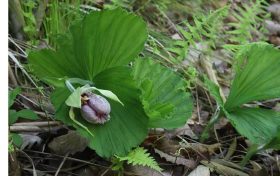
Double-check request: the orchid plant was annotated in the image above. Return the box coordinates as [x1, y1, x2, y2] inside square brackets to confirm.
[28, 8, 193, 157]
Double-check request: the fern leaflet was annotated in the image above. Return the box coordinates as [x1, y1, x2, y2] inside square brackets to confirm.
[116, 147, 162, 172]
[178, 6, 229, 49]
[226, 0, 269, 44]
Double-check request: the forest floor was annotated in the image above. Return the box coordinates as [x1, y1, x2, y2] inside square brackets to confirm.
[8, 0, 280, 176]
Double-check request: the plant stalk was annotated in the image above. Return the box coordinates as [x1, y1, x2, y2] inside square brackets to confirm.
[200, 107, 221, 142]
[240, 144, 260, 167]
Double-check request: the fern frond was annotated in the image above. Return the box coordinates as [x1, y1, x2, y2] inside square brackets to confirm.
[226, 0, 269, 44]
[145, 6, 229, 64]
[116, 147, 162, 172]
[178, 6, 229, 49]
[145, 32, 185, 64]
[105, 0, 134, 10]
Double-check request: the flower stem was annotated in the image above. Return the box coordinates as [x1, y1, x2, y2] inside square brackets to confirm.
[200, 107, 221, 142]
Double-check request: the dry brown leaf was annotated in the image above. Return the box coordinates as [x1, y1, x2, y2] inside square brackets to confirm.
[187, 165, 210, 176]
[201, 160, 249, 176]
[181, 142, 221, 155]
[48, 130, 89, 155]
[165, 123, 198, 139]
[154, 148, 196, 169]
[125, 165, 166, 176]
[212, 159, 244, 170]
[249, 161, 268, 176]
[155, 137, 180, 154]
[214, 117, 229, 130]
[224, 138, 237, 160]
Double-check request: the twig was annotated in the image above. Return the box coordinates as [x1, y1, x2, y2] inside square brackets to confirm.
[9, 35, 36, 50]
[12, 121, 61, 127]
[177, 136, 209, 161]
[100, 165, 112, 176]
[8, 62, 18, 86]
[9, 37, 27, 56]
[156, 5, 183, 38]
[8, 51, 42, 94]
[214, 127, 224, 157]
[145, 46, 175, 65]
[18, 150, 38, 176]
[203, 89, 214, 111]
[33, 111, 54, 118]
[195, 86, 201, 123]
[10, 125, 64, 132]
[54, 152, 69, 176]
[25, 149, 109, 168]
[80, 4, 100, 11]
[148, 35, 173, 59]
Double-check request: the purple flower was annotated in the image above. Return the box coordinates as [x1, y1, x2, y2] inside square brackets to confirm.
[81, 93, 111, 124]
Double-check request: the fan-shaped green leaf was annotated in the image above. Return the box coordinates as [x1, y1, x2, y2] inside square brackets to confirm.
[225, 43, 280, 110]
[264, 127, 280, 150]
[226, 107, 280, 144]
[28, 9, 149, 157]
[28, 8, 147, 85]
[132, 58, 193, 129]
[51, 67, 149, 157]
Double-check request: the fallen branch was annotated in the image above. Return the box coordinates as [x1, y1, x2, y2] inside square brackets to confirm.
[12, 121, 61, 127]
[10, 121, 64, 132]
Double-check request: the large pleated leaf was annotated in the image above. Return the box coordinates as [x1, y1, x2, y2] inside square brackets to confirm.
[226, 107, 280, 144]
[28, 8, 147, 85]
[263, 128, 280, 150]
[51, 67, 149, 157]
[51, 87, 73, 125]
[132, 58, 193, 129]
[29, 9, 149, 157]
[225, 43, 280, 110]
